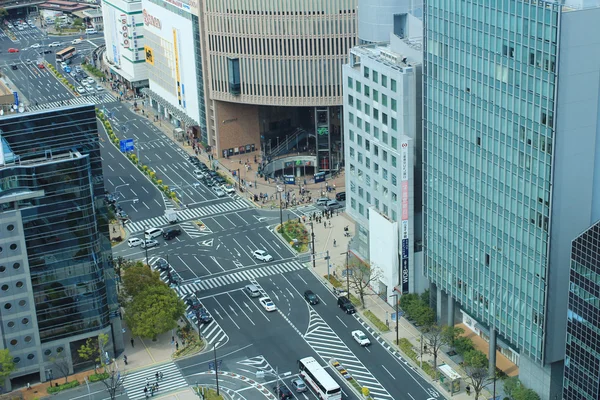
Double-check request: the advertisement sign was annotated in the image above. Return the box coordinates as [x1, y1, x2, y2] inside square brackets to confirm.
[13, 92, 19, 106]
[402, 239, 409, 259]
[402, 181, 409, 220]
[173, 28, 182, 105]
[401, 259, 409, 294]
[119, 138, 134, 152]
[284, 175, 296, 184]
[144, 46, 154, 65]
[143, 9, 162, 29]
[401, 141, 409, 181]
[314, 172, 325, 183]
[119, 14, 129, 49]
[401, 220, 409, 239]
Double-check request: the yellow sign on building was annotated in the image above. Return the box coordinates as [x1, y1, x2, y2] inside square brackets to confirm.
[144, 46, 154, 65]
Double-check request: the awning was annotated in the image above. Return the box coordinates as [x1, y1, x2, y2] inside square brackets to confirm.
[144, 88, 198, 127]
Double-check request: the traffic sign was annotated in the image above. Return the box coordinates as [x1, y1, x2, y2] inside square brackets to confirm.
[119, 138, 134, 153]
[342, 269, 354, 277]
[208, 360, 222, 371]
[390, 311, 404, 322]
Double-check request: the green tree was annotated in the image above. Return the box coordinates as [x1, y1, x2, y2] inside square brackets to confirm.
[422, 324, 443, 375]
[50, 352, 71, 383]
[414, 304, 435, 327]
[441, 325, 465, 352]
[463, 350, 492, 400]
[420, 289, 430, 306]
[0, 349, 16, 382]
[0, 8, 8, 23]
[399, 293, 420, 319]
[512, 387, 540, 400]
[124, 285, 185, 340]
[121, 263, 162, 298]
[73, 17, 83, 27]
[454, 336, 475, 355]
[503, 376, 520, 398]
[98, 360, 126, 400]
[77, 333, 109, 372]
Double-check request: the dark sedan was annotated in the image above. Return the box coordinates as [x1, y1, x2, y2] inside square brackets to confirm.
[304, 290, 319, 305]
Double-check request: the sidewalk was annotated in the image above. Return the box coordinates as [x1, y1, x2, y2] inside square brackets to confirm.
[19, 319, 198, 400]
[305, 213, 493, 400]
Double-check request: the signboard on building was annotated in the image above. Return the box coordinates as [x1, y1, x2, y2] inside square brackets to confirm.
[400, 140, 410, 294]
[143, 9, 162, 29]
[120, 14, 129, 49]
[144, 46, 154, 65]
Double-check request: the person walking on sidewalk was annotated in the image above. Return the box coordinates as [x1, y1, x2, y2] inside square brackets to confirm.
[131, 338, 134, 347]
[333, 239, 337, 247]
[155, 372, 159, 382]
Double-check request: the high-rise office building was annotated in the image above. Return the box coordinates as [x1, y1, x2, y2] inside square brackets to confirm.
[563, 220, 600, 400]
[0, 105, 121, 389]
[423, 1, 600, 398]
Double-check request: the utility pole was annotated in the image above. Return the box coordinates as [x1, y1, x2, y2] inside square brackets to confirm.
[326, 250, 331, 282]
[345, 244, 350, 294]
[310, 222, 316, 269]
[213, 342, 220, 396]
[390, 293, 399, 345]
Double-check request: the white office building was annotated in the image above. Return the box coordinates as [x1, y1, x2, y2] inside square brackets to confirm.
[101, 0, 148, 90]
[342, 16, 425, 301]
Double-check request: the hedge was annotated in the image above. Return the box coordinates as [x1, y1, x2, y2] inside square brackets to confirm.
[47, 380, 80, 394]
[89, 372, 109, 382]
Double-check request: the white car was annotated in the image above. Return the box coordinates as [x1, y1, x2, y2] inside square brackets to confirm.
[76, 86, 86, 94]
[85, 78, 95, 85]
[259, 297, 277, 312]
[95, 85, 104, 91]
[30, 43, 40, 48]
[141, 239, 159, 249]
[222, 184, 235, 194]
[60, 62, 67, 69]
[193, 169, 205, 179]
[49, 42, 61, 47]
[352, 330, 371, 346]
[85, 85, 94, 93]
[71, 38, 82, 44]
[127, 237, 143, 247]
[213, 187, 226, 197]
[253, 250, 273, 262]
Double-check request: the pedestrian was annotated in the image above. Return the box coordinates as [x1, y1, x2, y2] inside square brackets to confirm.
[131, 338, 135, 347]
[175, 342, 179, 351]
[146, 377, 149, 385]
[329, 221, 332, 228]
[466, 386, 471, 395]
[333, 239, 337, 247]
[123, 354, 128, 365]
[159, 372, 163, 380]
[144, 387, 148, 394]
[155, 372, 159, 381]
[324, 221, 326, 228]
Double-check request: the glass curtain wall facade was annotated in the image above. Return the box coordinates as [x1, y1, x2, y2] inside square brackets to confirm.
[423, 0, 559, 365]
[564, 221, 600, 400]
[0, 105, 117, 382]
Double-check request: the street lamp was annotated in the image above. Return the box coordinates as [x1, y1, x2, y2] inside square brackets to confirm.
[114, 183, 129, 195]
[213, 342, 221, 396]
[389, 293, 399, 345]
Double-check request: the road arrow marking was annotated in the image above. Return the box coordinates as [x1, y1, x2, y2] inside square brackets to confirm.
[201, 239, 214, 247]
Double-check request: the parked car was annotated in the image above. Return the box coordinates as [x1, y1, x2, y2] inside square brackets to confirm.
[188, 155, 200, 164]
[336, 191, 346, 201]
[352, 330, 371, 346]
[222, 184, 235, 194]
[213, 187, 226, 197]
[326, 200, 341, 209]
[337, 296, 356, 314]
[315, 197, 329, 206]
[253, 250, 273, 262]
[141, 239, 159, 249]
[196, 307, 213, 324]
[37, 63, 45, 69]
[185, 295, 202, 310]
[214, 176, 226, 184]
[304, 290, 319, 305]
[10, 64, 17, 70]
[8, 48, 19, 53]
[259, 297, 277, 312]
[193, 169, 205, 179]
[77, 86, 86, 94]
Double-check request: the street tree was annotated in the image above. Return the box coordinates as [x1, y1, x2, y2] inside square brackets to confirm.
[124, 284, 185, 340]
[441, 325, 464, 353]
[50, 352, 71, 383]
[77, 333, 109, 372]
[347, 259, 382, 307]
[121, 263, 162, 299]
[414, 304, 435, 327]
[422, 324, 444, 374]
[0, 349, 16, 386]
[0, 8, 8, 23]
[98, 359, 126, 400]
[462, 350, 492, 400]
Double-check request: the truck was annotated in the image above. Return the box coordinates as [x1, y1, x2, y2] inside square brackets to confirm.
[165, 209, 178, 224]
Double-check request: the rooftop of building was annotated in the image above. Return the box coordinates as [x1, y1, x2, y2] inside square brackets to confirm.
[0, 81, 11, 97]
[562, 0, 600, 11]
[349, 38, 421, 74]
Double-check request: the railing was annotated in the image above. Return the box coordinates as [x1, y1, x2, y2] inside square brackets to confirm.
[268, 128, 309, 158]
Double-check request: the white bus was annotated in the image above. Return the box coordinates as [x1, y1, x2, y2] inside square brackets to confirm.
[298, 357, 342, 400]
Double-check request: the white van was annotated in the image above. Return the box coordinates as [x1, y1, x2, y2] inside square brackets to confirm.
[85, 28, 97, 34]
[144, 227, 163, 240]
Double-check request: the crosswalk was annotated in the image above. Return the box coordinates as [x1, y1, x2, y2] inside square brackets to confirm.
[28, 92, 117, 111]
[179, 260, 304, 295]
[125, 199, 250, 234]
[122, 362, 187, 400]
[179, 221, 207, 239]
[303, 309, 394, 400]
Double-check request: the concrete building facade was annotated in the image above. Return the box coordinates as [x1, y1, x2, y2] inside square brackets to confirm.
[422, 1, 600, 398]
[101, 0, 148, 89]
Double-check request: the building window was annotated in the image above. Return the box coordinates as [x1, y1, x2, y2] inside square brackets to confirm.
[349, 147, 355, 158]
[391, 118, 397, 131]
[382, 75, 387, 87]
[382, 94, 388, 107]
[382, 131, 388, 144]
[366, 192, 371, 203]
[373, 70, 378, 83]
[392, 192, 397, 202]
[359, 203, 364, 215]
[373, 145, 379, 156]
[365, 140, 370, 151]
[365, 157, 370, 168]
[373, 109, 379, 120]
[357, 134, 363, 146]
[392, 174, 397, 186]
[382, 150, 387, 162]
[391, 136, 397, 149]
[365, 122, 371, 133]
[391, 155, 397, 167]
[364, 85, 370, 98]
[382, 169, 388, 180]
[391, 79, 397, 92]
[373, 90, 378, 102]
[348, 94, 354, 106]
[382, 113, 388, 126]
[351, 198, 356, 209]
[348, 76, 353, 89]
[356, 99, 362, 112]
[358, 187, 364, 198]
[364, 66, 370, 78]
[374, 163, 379, 174]
[391, 98, 397, 111]
[227, 58, 241, 95]
[391, 210, 397, 221]
[357, 117, 362, 129]
[357, 153, 363, 164]
[364, 104, 370, 115]
[349, 130, 354, 142]
[349, 113, 354, 124]
[374, 126, 379, 139]
[356, 81, 362, 92]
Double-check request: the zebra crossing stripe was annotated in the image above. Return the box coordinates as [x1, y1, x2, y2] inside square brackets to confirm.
[27, 93, 117, 112]
[122, 362, 187, 400]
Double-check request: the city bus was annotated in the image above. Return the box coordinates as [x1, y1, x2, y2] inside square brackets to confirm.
[56, 46, 76, 62]
[298, 357, 342, 400]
